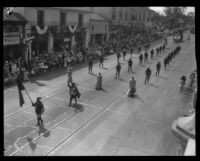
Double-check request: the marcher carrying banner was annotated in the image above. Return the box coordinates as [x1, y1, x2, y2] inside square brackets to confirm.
[16, 73, 33, 107]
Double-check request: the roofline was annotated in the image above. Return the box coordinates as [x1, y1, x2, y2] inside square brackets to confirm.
[52, 7, 93, 13]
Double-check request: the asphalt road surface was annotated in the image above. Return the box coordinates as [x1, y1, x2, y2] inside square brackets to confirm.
[4, 34, 196, 156]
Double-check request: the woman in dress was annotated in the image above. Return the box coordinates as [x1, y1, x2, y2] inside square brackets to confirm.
[96, 73, 103, 90]
[127, 76, 136, 97]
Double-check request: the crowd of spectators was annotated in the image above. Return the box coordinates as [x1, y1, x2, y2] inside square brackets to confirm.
[4, 26, 164, 87]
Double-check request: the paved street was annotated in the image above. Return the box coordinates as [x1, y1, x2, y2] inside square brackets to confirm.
[4, 34, 196, 156]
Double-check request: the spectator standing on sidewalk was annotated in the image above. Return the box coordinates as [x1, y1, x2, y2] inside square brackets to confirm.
[32, 97, 44, 127]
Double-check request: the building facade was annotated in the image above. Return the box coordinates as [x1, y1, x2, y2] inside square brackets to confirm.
[91, 7, 132, 39]
[130, 7, 156, 29]
[89, 13, 109, 46]
[3, 12, 27, 62]
[14, 7, 92, 61]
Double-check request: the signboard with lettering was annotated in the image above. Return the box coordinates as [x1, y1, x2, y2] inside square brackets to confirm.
[4, 36, 20, 45]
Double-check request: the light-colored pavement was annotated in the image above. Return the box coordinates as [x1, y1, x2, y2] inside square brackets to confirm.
[4, 34, 196, 156]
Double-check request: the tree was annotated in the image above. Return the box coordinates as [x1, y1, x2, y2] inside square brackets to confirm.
[163, 7, 187, 30]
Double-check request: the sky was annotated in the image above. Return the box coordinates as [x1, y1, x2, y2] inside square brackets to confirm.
[149, 7, 195, 15]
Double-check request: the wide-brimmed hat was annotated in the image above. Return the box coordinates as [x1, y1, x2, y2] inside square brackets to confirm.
[37, 97, 41, 100]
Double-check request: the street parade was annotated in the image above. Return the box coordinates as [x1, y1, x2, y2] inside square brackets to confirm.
[4, 7, 196, 156]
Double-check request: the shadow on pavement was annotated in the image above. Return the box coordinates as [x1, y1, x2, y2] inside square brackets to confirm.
[30, 79, 46, 87]
[38, 126, 50, 137]
[73, 103, 84, 113]
[91, 73, 98, 76]
[134, 94, 145, 103]
[149, 83, 159, 88]
[119, 78, 128, 82]
[26, 137, 37, 152]
[101, 88, 108, 93]
[159, 75, 168, 80]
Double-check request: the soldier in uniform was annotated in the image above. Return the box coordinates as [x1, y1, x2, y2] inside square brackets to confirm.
[155, 62, 161, 77]
[32, 97, 44, 127]
[139, 54, 143, 65]
[150, 49, 154, 59]
[128, 58, 133, 73]
[115, 62, 121, 79]
[144, 51, 148, 63]
[144, 67, 152, 84]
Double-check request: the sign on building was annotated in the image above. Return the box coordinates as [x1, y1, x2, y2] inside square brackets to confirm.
[4, 36, 20, 45]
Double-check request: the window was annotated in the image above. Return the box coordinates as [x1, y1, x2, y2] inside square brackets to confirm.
[119, 8, 123, 20]
[131, 15, 135, 21]
[60, 12, 66, 26]
[105, 25, 107, 30]
[91, 25, 94, 31]
[37, 10, 44, 28]
[112, 7, 116, 20]
[143, 12, 146, 21]
[125, 10, 128, 20]
[78, 13, 83, 27]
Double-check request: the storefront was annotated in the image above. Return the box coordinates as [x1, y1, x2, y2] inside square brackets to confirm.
[54, 28, 71, 51]
[31, 25, 48, 55]
[3, 13, 27, 62]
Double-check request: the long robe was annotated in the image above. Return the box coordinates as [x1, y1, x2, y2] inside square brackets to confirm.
[127, 79, 136, 96]
[96, 75, 102, 90]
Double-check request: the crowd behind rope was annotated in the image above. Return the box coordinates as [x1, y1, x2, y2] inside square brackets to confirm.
[4, 27, 164, 87]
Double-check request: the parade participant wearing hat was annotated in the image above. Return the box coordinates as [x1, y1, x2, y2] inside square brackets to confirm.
[115, 62, 121, 79]
[155, 62, 161, 77]
[128, 58, 133, 73]
[144, 67, 152, 84]
[32, 97, 44, 127]
[68, 82, 81, 106]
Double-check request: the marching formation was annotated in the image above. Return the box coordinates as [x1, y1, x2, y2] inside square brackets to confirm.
[15, 34, 185, 128]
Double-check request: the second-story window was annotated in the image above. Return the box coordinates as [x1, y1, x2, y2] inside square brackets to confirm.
[91, 25, 94, 31]
[78, 13, 83, 27]
[125, 10, 128, 20]
[37, 10, 44, 28]
[143, 12, 146, 21]
[119, 8, 123, 20]
[60, 12, 66, 26]
[112, 7, 116, 20]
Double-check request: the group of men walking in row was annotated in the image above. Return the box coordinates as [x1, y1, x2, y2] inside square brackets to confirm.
[164, 46, 181, 69]
[139, 43, 166, 65]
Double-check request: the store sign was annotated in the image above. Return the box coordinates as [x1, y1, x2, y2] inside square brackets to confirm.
[3, 32, 20, 36]
[4, 36, 20, 45]
[64, 38, 70, 42]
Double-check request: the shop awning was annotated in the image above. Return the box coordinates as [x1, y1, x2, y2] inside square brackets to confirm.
[3, 12, 27, 24]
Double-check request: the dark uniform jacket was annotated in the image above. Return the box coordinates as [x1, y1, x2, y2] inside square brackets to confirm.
[33, 101, 44, 114]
